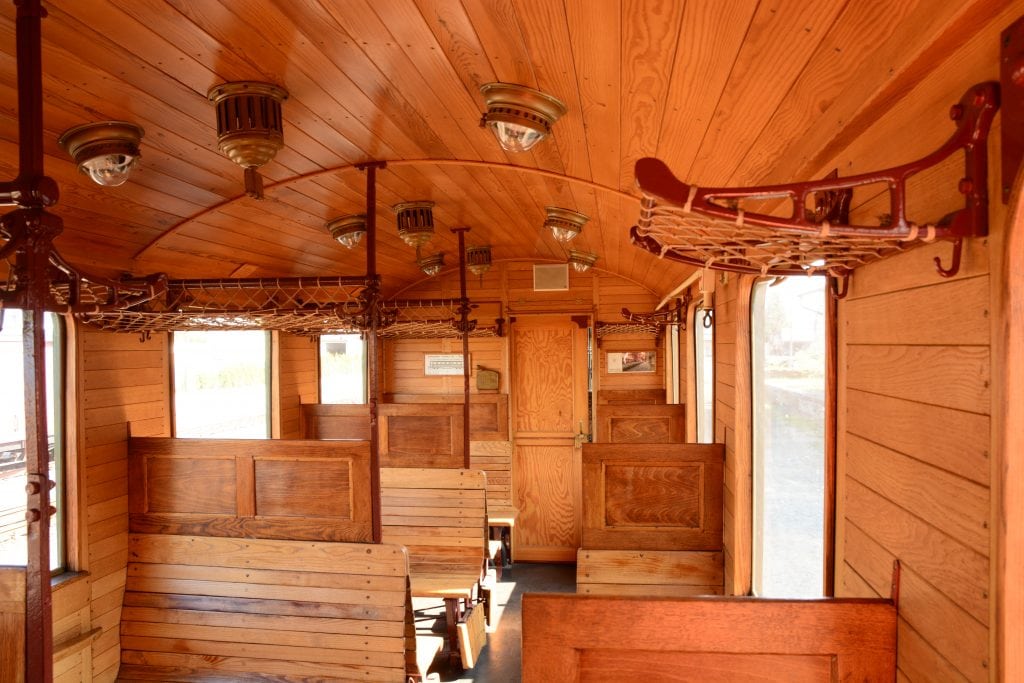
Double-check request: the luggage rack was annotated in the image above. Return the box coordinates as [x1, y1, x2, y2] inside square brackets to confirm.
[631, 82, 999, 283]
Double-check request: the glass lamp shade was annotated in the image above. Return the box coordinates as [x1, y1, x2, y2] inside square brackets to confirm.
[550, 225, 580, 243]
[326, 215, 366, 249]
[544, 206, 589, 244]
[394, 201, 436, 248]
[486, 120, 545, 153]
[466, 245, 492, 276]
[80, 153, 138, 187]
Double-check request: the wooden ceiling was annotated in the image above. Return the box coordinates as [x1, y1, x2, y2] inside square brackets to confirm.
[0, 0, 1003, 298]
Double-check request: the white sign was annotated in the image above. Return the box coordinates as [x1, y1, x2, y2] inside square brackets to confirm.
[424, 353, 468, 376]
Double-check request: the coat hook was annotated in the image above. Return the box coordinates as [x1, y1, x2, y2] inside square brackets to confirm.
[934, 238, 963, 278]
[702, 308, 714, 328]
[829, 275, 850, 300]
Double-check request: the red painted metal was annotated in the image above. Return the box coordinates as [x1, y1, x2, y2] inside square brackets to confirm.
[1002, 16, 1024, 203]
[934, 238, 964, 278]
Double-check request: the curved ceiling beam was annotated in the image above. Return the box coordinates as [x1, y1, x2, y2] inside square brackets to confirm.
[131, 159, 640, 261]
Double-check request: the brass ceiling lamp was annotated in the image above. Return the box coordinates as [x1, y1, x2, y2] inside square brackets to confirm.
[58, 121, 144, 187]
[393, 201, 435, 247]
[466, 244, 492, 277]
[568, 250, 598, 273]
[326, 214, 366, 249]
[545, 206, 589, 243]
[418, 251, 445, 277]
[479, 83, 566, 153]
[208, 81, 288, 200]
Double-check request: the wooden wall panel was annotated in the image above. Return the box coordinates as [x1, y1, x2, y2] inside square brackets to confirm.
[595, 404, 685, 443]
[276, 333, 319, 439]
[581, 443, 722, 551]
[1, 567, 25, 683]
[76, 326, 171, 681]
[386, 393, 510, 441]
[128, 438, 372, 542]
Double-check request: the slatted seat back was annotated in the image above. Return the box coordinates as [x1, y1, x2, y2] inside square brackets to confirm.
[469, 441, 514, 514]
[380, 468, 487, 576]
[577, 549, 724, 596]
[119, 534, 412, 682]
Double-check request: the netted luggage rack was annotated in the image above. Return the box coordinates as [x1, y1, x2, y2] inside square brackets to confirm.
[69, 276, 503, 339]
[631, 82, 998, 281]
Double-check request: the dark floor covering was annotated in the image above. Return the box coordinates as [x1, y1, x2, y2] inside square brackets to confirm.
[413, 563, 576, 682]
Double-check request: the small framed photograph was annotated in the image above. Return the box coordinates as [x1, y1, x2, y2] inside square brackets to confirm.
[607, 351, 656, 373]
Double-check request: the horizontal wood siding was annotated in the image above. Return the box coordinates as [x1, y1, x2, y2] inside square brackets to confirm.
[78, 325, 171, 682]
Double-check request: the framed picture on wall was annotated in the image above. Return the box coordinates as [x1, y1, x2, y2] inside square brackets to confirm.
[607, 351, 656, 373]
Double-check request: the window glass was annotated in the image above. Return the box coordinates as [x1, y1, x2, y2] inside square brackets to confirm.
[319, 333, 365, 403]
[694, 307, 715, 443]
[751, 277, 826, 597]
[173, 330, 270, 437]
[0, 309, 64, 570]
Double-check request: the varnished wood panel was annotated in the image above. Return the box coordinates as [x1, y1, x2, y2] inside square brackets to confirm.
[582, 443, 723, 551]
[386, 393, 510, 441]
[300, 403, 371, 441]
[595, 404, 685, 443]
[513, 325, 575, 434]
[380, 403, 464, 468]
[469, 440, 515, 512]
[514, 444, 579, 562]
[0, 567, 24, 683]
[128, 438, 371, 542]
[522, 594, 896, 682]
[596, 389, 665, 405]
[577, 549, 724, 596]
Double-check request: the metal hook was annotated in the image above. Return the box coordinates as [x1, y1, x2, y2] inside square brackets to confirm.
[934, 238, 963, 278]
[138, 329, 151, 344]
[829, 275, 850, 300]
[702, 308, 714, 328]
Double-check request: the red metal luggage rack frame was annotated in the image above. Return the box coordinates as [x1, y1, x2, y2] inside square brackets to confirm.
[631, 82, 999, 281]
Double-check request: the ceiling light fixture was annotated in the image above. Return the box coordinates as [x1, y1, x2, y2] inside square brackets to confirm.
[393, 201, 435, 247]
[480, 83, 567, 153]
[568, 250, 598, 273]
[58, 121, 144, 187]
[208, 81, 288, 200]
[418, 251, 445, 277]
[545, 206, 589, 243]
[326, 214, 366, 249]
[466, 244, 492, 277]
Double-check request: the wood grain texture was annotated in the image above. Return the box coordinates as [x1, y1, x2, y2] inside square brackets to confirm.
[595, 404, 685, 443]
[119, 534, 410, 681]
[128, 437, 372, 542]
[512, 326, 576, 434]
[522, 593, 896, 682]
[577, 549, 723, 595]
[514, 444, 580, 562]
[385, 394, 510, 441]
[582, 443, 723, 551]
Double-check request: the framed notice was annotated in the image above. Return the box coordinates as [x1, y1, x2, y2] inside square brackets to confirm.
[607, 351, 656, 373]
[424, 353, 468, 376]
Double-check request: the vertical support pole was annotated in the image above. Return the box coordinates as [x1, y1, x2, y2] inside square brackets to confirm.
[357, 161, 386, 544]
[823, 280, 838, 597]
[452, 227, 471, 468]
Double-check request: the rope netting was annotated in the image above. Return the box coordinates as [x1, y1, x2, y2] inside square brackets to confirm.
[595, 321, 659, 338]
[632, 194, 933, 277]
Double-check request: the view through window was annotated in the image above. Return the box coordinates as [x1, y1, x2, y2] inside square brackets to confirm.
[173, 330, 270, 437]
[751, 276, 826, 598]
[319, 333, 366, 403]
[0, 309, 63, 569]
[694, 307, 715, 443]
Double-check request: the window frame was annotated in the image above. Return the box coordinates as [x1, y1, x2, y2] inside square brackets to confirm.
[692, 303, 715, 444]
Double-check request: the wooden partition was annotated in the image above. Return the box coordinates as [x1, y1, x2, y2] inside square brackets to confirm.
[385, 393, 509, 441]
[469, 440, 514, 514]
[119, 534, 413, 681]
[300, 403, 371, 440]
[522, 593, 896, 681]
[582, 443, 722, 550]
[0, 567, 24, 683]
[302, 402, 466, 467]
[128, 438, 373, 542]
[595, 404, 686, 443]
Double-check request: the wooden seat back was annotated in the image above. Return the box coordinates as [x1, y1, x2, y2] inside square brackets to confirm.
[469, 440, 514, 515]
[595, 403, 686, 442]
[523, 593, 897, 681]
[381, 467, 487, 578]
[119, 534, 413, 681]
[577, 549, 724, 596]
[385, 393, 510, 441]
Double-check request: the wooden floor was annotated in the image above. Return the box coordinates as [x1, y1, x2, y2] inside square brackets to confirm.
[415, 563, 576, 682]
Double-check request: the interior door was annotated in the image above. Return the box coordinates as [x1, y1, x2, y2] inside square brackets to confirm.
[511, 315, 589, 562]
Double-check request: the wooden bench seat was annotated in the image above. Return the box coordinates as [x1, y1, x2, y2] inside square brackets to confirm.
[469, 440, 517, 565]
[117, 533, 421, 682]
[382, 467, 489, 668]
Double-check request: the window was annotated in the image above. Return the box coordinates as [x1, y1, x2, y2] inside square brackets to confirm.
[751, 277, 826, 597]
[173, 330, 270, 437]
[319, 333, 366, 403]
[693, 306, 715, 443]
[0, 309, 65, 571]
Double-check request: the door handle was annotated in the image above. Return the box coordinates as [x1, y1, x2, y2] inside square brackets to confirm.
[574, 422, 590, 448]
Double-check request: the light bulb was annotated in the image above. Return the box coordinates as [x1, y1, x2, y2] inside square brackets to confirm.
[488, 121, 544, 153]
[80, 153, 137, 187]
